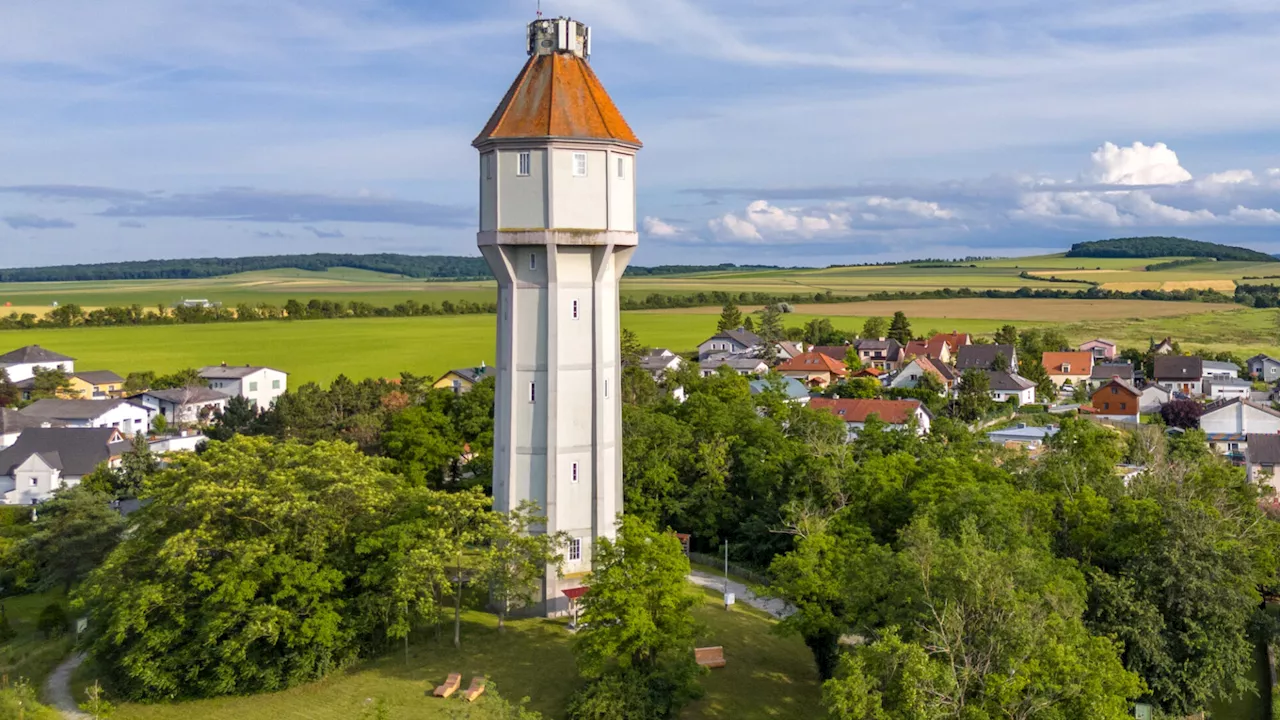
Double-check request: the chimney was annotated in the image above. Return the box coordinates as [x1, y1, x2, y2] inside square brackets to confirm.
[481, 360, 487, 368]
[221, 361, 227, 367]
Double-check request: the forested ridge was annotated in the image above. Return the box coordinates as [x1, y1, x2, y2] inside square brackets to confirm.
[1065, 236, 1277, 261]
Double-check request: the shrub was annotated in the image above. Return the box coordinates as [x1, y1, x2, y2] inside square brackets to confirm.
[0, 604, 16, 642]
[37, 602, 69, 639]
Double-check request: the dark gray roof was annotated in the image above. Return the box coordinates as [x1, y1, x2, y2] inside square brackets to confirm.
[956, 345, 1015, 370]
[445, 366, 493, 384]
[1202, 360, 1241, 374]
[983, 371, 1035, 392]
[1095, 377, 1141, 395]
[72, 370, 124, 385]
[1248, 354, 1280, 365]
[0, 346, 75, 364]
[700, 355, 767, 371]
[855, 338, 901, 352]
[0, 408, 63, 434]
[1247, 434, 1280, 465]
[1091, 363, 1134, 381]
[704, 328, 762, 348]
[1205, 377, 1252, 388]
[1203, 397, 1280, 419]
[0, 427, 121, 476]
[811, 345, 851, 362]
[199, 365, 275, 379]
[138, 387, 230, 404]
[19, 398, 138, 421]
[638, 352, 682, 372]
[1153, 356, 1202, 380]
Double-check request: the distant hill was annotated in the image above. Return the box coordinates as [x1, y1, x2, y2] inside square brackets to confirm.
[1064, 237, 1276, 262]
[0, 254, 788, 283]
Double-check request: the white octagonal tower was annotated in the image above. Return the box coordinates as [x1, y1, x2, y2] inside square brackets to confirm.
[475, 16, 640, 614]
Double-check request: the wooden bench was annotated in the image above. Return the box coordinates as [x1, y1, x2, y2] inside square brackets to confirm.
[432, 673, 461, 698]
[463, 676, 487, 702]
[695, 646, 726, 669]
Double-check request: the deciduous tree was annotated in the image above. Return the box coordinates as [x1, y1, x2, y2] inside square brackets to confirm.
[479, 500, 567, 631]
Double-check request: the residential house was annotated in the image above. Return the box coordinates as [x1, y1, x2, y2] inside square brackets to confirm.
[0, 346, 75, 383]
[853, 338, 905, 371]
[890, 357, 957, 393]
[1202, 360, 1240, 380]
[777, 352, 847, 388]
[1248, 354, 1280, 383]
[19, 399, 152, 435]
[956, 344, 1017, 372]
[0, 408, 62, 450]
[69, 371, 126, 399]
[1151, 337, 1176, 355]
[1199, 397, 1280, 460]
[1245, 434, 1280, 491]
[851, 367, 885, 381]
[637, 350, 685, 380]
[774, 341, 806, 361]
[809, 398, 932, 439]
[433, 365, 494, 395]
[199, 364, 288, 409]
[148, 432, 208, 454]
[982, 371, 1037, 405]
[697, 328, 762, 360]
[1042, 351, 1094, 388]
[987, 423, 1059, 451]
[903, 332, 969, 365]
[1138, 383, 1172, 413]
[748, 377, 811, 405]
[811, 345, 852, 363]
[132, 387, 231, 427]
[1079, 339, 1118, 361]
[1089, 362, 1136, 390]
[0, 427, 125, 504]
[1091, 378, 1142, 423]
[1205, 377, 1253, 401]
[699, 355, 769, 377]
[1152, 356, 1203, 396]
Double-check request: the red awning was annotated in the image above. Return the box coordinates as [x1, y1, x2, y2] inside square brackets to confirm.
[563, 586, 589, 601]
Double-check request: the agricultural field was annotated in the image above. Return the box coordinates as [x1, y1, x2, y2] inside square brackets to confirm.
[67, 589, 820, 720]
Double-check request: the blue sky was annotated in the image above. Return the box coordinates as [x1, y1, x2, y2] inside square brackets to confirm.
[2, 0, 1280, 268]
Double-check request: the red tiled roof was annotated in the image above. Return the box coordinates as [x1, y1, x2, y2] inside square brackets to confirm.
[778, 352, 847, 375]
[1042, 352, 1094, 377]
[475, 53, 640, 146]
[929, 332, 970, 351]
[810, 398, 923, 425]
[914, 356, 956, 385]
[853, 368, 884, 377]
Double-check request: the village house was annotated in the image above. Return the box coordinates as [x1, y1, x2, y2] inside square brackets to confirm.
[774, 341, 806, 361]
[748, 377, 811, 405]
[199, 364, 288, 409]
[809, 397, 932, 439]
[1199, 397, 1280, 460]
[1248, 354, 1280, 383]
[811, 345, 852, 363]
[1204, 377, 1253, 401]
[1139, 383, 1172, 414]
[0, 408, 62, 450]
[890, 357, 957, 393]
[1079, 339, 1118, 361]
[987, 423, 1059, 452]
[982, 371, 1037, 405]
[69, 370, 126, 399]
[1152, 356, 1203, 396]
[903, 332, 969, 365]
[1088, 362, 1136, 390]
[132, 387, 231, 427]
[776, 351, 847, 388]
[1245, 434, 1280, 491]
[699, 355, 769, 377]
[1091, 378, 1142, 423]
[0, 427, 125, 504]
[19, 398, 152, 436]
[1151, 337, 1176, 355]
[956, 344, 1017, 372]
[1042, 351, 1094, 389]
[637, 349, 685, 380]
[697, 328, 762, 360]
[853, 338, 905, 371]
[433, 365, 493, 394]
[1202, 360, 1240, 380]
[0, 346, 75, 383]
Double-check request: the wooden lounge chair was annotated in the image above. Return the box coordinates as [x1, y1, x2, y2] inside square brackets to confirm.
[695, 646, 727, 669]
[432, 673, 462, 698]
[463, 676, 487, 702]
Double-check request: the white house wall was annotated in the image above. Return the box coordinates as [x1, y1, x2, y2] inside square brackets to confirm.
[2, 360, 74, 383]
[497, 149, 547, 230]
[1202, 404, 1280, 436]
[606, 151, 636, 232]
[550, 148, 608, 230]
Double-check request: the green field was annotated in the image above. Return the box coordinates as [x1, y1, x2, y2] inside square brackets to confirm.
[67, 589, 820, 720]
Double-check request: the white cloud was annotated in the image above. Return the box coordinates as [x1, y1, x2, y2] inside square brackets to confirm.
[642, 216, 683, 238]
[705, 197, 959, 244]
[1200, 169, 1256, 185]
[1088, 141, 1193, 185]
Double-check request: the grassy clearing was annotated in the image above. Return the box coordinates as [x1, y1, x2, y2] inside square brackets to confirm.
[0, 590, 73, 692]
[68, 589, 819, 720]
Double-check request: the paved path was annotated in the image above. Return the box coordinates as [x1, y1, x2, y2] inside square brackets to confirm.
[689, 570, 793, 619]
[44, 653, 88, 720]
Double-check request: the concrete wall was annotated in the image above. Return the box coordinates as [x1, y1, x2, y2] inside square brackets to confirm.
[551, 149, 607, 230]
[498, 149, 547, 230]
[607, 151, 636, 232]
[1202, 403, 1280, 436]
[480, 151, 497, 232]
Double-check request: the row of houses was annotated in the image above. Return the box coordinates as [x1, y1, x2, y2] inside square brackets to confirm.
[0, 345, 289, 505]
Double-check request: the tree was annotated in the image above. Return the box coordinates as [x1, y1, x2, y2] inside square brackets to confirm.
[37, 601, 69, 639]
[953, 369, 992, 421]
[802, 318, 840, 346]
[122, 371, 155, 395]
[988, 352, 1009, 372]
[0, 368, 18, 408]
[81, 681, 115, 720]
[574, 516, 701, 678]
[887, 312, 911, 345]
[382, 406, 463, 488]
[0, 604, 15, 642]
[479, 501, 567, 631]
[741, 315, 755, 333]
[1018, 354, 1056, 402]
[1160, 398, 1203, 429]
[994, 324, 1018, 346]
[150, 368, 207, 391]
[19, 486, 125, 592]
[620, 327, 646, 367]
[30, 367, 77, 400]
[842, 351, 863, 375]
[150, 413, 168, 436]
[715, 302, 743, 332]
[206, 395, 260, 441]
[756, 304, 785, 365]
[861, 317, 888, 339]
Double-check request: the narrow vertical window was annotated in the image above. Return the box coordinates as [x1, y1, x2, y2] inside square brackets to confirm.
[604, 379, 609, 398]
[571, 462, 579, 483]
[573, 152, 587, 177]
[518, 151, 531, 177]
[572, 299, 579, 319]
[617, 157, 624, 178]
[530, 382, 536, 403]
[530, 252, 536, 270]
[568, 538, 582, 561]
[485, 154, 493, 180]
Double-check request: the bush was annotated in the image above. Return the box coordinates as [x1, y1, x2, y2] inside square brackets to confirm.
[0, 604, 15, 642]
[566, 665, 701, 720]
[37, 602, 69, 639]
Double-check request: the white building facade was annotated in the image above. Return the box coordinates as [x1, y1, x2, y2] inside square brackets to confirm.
[475, 17, 639, 614]
[199, 365, 288, 409]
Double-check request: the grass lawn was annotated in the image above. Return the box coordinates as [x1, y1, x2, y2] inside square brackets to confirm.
[0, 590, 73, 691]
[69, 589, 819, 720]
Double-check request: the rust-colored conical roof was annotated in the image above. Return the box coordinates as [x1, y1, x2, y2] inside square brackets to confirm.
[474, 53, 640, 147]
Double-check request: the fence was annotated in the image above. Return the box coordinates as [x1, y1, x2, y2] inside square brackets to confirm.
[688, 551, 772, 588]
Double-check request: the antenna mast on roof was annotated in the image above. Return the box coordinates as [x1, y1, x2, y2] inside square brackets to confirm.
[536, 0, 542, 18]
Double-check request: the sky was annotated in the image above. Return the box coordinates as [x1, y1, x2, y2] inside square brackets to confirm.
[2, 0, 1280, 269]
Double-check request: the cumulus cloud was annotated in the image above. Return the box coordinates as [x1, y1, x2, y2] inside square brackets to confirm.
[642, 217, 683, 238]
[3, 214, 76, 230]
[705, 196, 959, 244]
[1089, 141, 1193, 185]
